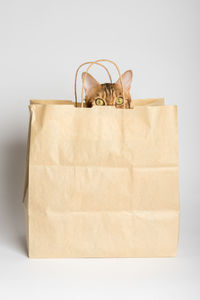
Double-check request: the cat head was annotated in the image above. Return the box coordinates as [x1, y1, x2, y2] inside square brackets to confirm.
[82, 70, 133, 108]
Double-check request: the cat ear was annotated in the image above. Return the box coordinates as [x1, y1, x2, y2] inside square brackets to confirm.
[82, 72, 100, 96]
[115, 70, 133, 91]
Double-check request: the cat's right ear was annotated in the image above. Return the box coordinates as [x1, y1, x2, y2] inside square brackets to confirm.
[82, 72, 100, 96]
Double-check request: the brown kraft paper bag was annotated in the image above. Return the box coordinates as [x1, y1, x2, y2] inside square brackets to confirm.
[23, 59, 179, 258]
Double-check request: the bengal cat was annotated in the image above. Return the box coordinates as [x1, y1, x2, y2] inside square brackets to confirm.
[82, 70, 133, 108]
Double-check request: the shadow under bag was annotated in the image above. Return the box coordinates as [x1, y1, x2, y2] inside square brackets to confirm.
[23, 59, 179, 258]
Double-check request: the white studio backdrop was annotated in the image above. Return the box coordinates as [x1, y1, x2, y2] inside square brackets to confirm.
[0, 0, 199, 299]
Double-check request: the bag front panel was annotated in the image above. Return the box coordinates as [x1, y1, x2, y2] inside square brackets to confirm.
[27, 103, 179, 257]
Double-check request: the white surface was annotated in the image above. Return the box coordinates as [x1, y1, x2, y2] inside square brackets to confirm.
[0, 0, 199, 299]
[0, 232, 200, 300]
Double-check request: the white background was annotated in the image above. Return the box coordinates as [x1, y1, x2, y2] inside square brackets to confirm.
[0, 0, 199, 299]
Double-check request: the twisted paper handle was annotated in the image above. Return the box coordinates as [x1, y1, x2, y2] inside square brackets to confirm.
[74, 61, 112, 107]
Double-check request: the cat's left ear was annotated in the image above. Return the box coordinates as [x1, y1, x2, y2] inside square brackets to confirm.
[115, 70, 133, 91]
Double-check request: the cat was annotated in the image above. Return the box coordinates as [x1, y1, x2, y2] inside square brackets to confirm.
[82, 70, 133, 108]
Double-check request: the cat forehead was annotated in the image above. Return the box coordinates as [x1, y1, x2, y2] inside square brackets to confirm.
[101, 83, 118, 89]
[97, 83, 121, 95]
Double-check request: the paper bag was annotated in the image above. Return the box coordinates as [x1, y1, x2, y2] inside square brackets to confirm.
[23, 60, 179, 258]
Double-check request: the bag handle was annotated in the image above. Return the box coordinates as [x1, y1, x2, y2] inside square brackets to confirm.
[80, 59, 126, 109]
[74, 61, 112, 107]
